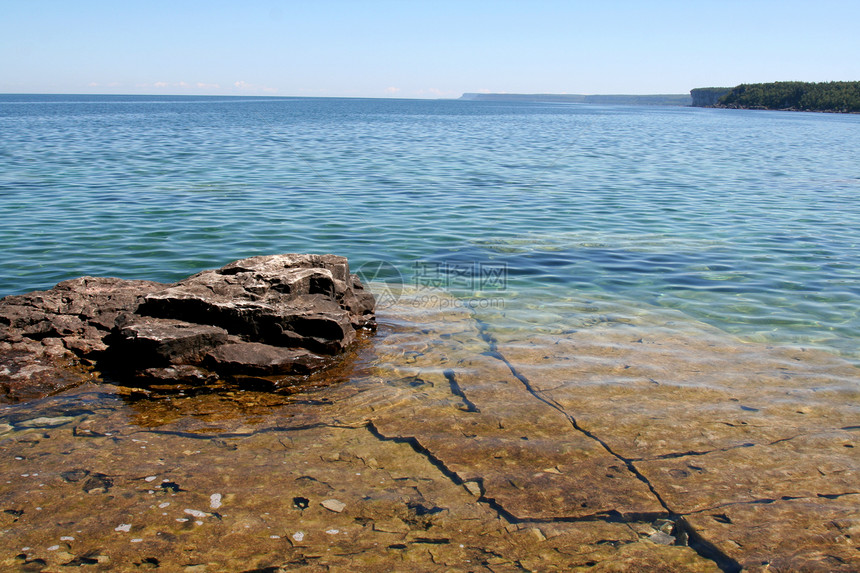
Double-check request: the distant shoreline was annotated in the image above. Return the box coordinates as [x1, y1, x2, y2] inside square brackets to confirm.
[459, 93, 692, 106]
[4, 91, 857, 112]
[1, 92, 693, 105]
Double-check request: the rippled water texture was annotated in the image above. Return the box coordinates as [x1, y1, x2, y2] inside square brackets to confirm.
[1, 94, 859, 361]
[2, 96, 860, 570]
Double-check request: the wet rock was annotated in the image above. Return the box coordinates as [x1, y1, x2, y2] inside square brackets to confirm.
[648, 531, 676, 545]
[0, 254, 375, 401]
[136, 365, 220, 385]
[0, 340, 95, 404]
[205, 342, 327, 376]
[1, 288, 855, 571]
[367, 295, 665, 521]
[209, 493, 222, 509]
[0, 401, 722, 572]
[82, 473, 113, 494]
[59, 469, 90, 483]
[14, 416, 76, 429]
[683, 494, 860, 572]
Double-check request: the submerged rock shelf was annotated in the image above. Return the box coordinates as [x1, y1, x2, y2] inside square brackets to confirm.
[0, 277, 858, 570]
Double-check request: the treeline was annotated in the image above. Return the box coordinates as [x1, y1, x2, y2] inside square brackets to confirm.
[715, 81, 860, 113]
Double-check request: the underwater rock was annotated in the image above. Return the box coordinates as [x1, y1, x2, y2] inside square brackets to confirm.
[0, 254, 375, 402]
[1, 290, 855, 571]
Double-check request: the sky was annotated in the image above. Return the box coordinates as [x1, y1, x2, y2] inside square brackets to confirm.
[2, 0, 859, 98]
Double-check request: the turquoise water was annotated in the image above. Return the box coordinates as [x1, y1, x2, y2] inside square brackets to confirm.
[1, 94, 859, 362]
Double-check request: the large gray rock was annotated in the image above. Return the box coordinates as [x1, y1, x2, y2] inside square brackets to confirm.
[0, 254, 375, 402]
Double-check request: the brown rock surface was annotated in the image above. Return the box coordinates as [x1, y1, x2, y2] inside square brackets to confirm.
[0, 288, 856, 571]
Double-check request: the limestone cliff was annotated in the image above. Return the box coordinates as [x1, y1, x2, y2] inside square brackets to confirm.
[690, 87, 731, 107]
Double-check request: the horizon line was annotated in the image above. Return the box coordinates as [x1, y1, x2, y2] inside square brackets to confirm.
[0, 90, 695, 99]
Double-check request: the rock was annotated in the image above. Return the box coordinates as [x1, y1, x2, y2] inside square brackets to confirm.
[0, 340, 95, 404]
[136, 365, 220, 385]
[0, 254, 375, 401]
[14, 416, 76, 429]
[321, 499, 347, 513]
[648, 531, 676, 545]
[0, 277, 166, 343]
[115, 317, 229, 366]
[82, 473, 113, 494]
[209, 494, 222, 509]
[0, 289, 853, 571]
[205, 342, 327, 375]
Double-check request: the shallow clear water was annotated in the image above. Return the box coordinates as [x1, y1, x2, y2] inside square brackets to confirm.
[1, 94, 859, 362]
[2, 95, 858, 571]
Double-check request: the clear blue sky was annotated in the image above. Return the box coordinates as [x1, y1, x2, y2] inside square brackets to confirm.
[3, 0, 859, 98]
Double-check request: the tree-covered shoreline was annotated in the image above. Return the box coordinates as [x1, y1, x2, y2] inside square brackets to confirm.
[693, 81, 860, 113]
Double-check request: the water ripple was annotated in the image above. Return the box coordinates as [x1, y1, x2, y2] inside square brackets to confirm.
[1, 96, 859, 362]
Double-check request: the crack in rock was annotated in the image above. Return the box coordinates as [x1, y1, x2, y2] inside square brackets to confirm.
[442, 369, 480, 413]
[365, 421, 520, 524]
[473, 316, 746, 573]
[478, 336, 674, 515]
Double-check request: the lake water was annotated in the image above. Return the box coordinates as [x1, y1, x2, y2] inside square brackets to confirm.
[2, 94, 860, 570]
[1, 94, 859, 363]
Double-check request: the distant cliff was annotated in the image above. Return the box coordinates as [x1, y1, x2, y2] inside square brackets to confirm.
[690, 88, 731, 107]
[460, 93, 692, 106]
[691, 82, 860, 113]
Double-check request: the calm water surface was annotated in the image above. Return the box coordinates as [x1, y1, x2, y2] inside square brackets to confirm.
[1, 94, 859, 363]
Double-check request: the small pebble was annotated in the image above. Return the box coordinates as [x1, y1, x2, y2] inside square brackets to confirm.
[47, 545, 60, 551]
[648, 531, 676, 545]
[114, 524, 131, 533]
[326, 529, 340, 535]
[292, 532, 304, 542]
[321, 499, 346, 513]
[145, 476, 157, 482]
[60, 536, 74, 541]
[158, 502, 170, 508]
[209, 493, 222, 509]
[131, 538, 143, 543]
[184, 508, 206, 518]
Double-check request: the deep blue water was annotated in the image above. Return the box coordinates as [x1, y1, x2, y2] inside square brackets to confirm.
[1, 94, 859, 362]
